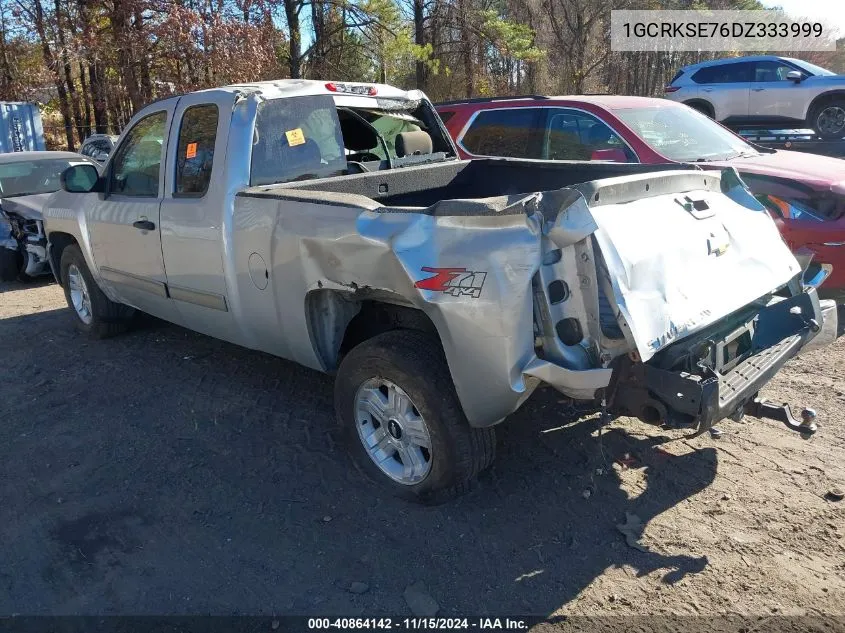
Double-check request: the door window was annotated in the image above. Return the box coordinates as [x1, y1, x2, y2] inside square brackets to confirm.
[109, 112, 167, 197]
[753, 61, 801, 82]
[460, 108, 541, 158]
[692, 62, 753, 84]
[175, 105, 219, 196]
[543, 109, 634, 161]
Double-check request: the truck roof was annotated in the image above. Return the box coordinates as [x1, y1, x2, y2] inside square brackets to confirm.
[157, 79, 425, 108]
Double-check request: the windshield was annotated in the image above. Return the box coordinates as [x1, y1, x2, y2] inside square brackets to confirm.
[789, 58, 835, 77]
[614, 105, 758, 162]
[0, 158, 86, 198]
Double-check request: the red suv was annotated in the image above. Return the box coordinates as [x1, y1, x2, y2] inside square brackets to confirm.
[436, 95, 845, 300]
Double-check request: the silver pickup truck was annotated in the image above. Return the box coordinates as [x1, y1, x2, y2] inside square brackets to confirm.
[44, 80, 838, 502]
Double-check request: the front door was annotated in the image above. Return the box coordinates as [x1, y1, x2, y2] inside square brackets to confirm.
[86, 107, 179, 322]
[749, 61, 806, 122]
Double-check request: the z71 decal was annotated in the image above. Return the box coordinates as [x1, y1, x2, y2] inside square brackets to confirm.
[414, 267, 487, 298]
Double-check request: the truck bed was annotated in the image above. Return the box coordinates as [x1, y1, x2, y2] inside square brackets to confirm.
[239, 158, 697, 211]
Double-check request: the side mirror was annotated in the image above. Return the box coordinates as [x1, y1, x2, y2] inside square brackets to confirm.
[590, 148, 628, 163]
[61, 164, 101, 193]
[786, 70, 804, 83]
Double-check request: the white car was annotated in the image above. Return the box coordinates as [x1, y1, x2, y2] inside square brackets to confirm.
[664, 55, 845, 139]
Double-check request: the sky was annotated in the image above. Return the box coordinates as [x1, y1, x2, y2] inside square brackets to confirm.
[768, 0, 845, 38]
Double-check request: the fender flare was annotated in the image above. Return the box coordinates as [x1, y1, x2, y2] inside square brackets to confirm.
[682, 99, 715, 119]
[805, 89, 845, 122]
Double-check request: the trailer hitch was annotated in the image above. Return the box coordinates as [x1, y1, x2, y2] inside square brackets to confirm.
[743, 397, 818, 435]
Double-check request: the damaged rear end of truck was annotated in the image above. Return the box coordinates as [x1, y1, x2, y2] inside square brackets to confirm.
[254, 160, 836, 439]
[240, 157, 838, 501]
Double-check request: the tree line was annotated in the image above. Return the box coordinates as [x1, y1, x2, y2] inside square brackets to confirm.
[0, 0, 843, 149]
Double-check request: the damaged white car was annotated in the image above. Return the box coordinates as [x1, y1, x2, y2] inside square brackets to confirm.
[0, 151, 98, 282]
[43, 80, 839, 501]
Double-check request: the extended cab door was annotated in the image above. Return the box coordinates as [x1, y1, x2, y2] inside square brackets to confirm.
[159, 91, 236, 341]
[86, 105, 180, 322]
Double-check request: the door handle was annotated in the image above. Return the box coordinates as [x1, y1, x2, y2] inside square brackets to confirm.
[752, 88, 765, 92]
[702, 88, 713, 92]
[133, 219, 156, 231]
[822, 241, 845, 247]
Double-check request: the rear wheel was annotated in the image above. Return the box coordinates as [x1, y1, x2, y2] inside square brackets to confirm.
[59, 244, 134, 338]
[810, 99, 845, 140]
[334, 330, 495, 503]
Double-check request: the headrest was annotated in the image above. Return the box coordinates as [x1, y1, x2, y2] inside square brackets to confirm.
[587, 124, 612, 145]
[395, 131, 433, 158]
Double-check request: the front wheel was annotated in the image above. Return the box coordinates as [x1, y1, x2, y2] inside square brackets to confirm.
[0, 248, 20, 282]
[811, 100, 845, 140]
[59, 244, 134, 338]
[334, 330, 495, 503]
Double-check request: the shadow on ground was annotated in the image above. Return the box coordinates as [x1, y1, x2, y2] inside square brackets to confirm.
[0, 308, 715, 615]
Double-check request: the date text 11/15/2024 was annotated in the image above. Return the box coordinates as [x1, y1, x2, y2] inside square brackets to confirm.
[307, 618, 529, 630]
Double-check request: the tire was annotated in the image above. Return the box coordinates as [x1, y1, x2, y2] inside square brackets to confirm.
[334, 329, 495, 503]
[59, 244, 134, 338]
[810, 99, 845, 140]
[0, 248, 20, 282]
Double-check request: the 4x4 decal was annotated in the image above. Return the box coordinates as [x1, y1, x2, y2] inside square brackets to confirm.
[414, 267, 487, 298]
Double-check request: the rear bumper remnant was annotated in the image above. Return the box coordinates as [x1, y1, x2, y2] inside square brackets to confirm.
[610, 289, 830, 432]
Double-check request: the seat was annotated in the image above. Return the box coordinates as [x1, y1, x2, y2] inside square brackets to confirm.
[586, 124, 613, 147]
[395, 131, 433, 157]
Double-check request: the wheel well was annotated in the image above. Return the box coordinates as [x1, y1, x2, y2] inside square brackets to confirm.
[683, 99, 714, 118]
[305, 289, 439, 372]
[807, 90, 845, 120]
[47, 232, 78, 283]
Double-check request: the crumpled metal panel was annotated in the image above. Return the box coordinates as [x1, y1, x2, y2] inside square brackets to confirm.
[233, 188, 613, 426]
[230, 169, 803, 426]
[587, 173, 800, 362]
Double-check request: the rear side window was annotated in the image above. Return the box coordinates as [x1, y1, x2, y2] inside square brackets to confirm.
[460, 108, 541, 158]
[251, 95, 347, 186]
[175, 104, 219, 196]
[692, 62, 753, 84]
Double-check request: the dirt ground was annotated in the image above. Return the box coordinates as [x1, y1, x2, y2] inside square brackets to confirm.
[1, 279, 844, 620]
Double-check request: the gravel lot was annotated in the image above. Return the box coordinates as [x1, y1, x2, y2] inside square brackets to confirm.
[1, 279, 844, 618]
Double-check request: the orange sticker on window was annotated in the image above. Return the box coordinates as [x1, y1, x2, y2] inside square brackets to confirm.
[285, 128, 305, 147]
[186, 142, 198, 159]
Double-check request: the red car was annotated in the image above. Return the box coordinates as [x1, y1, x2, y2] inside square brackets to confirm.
[436, 95, 845, 299]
